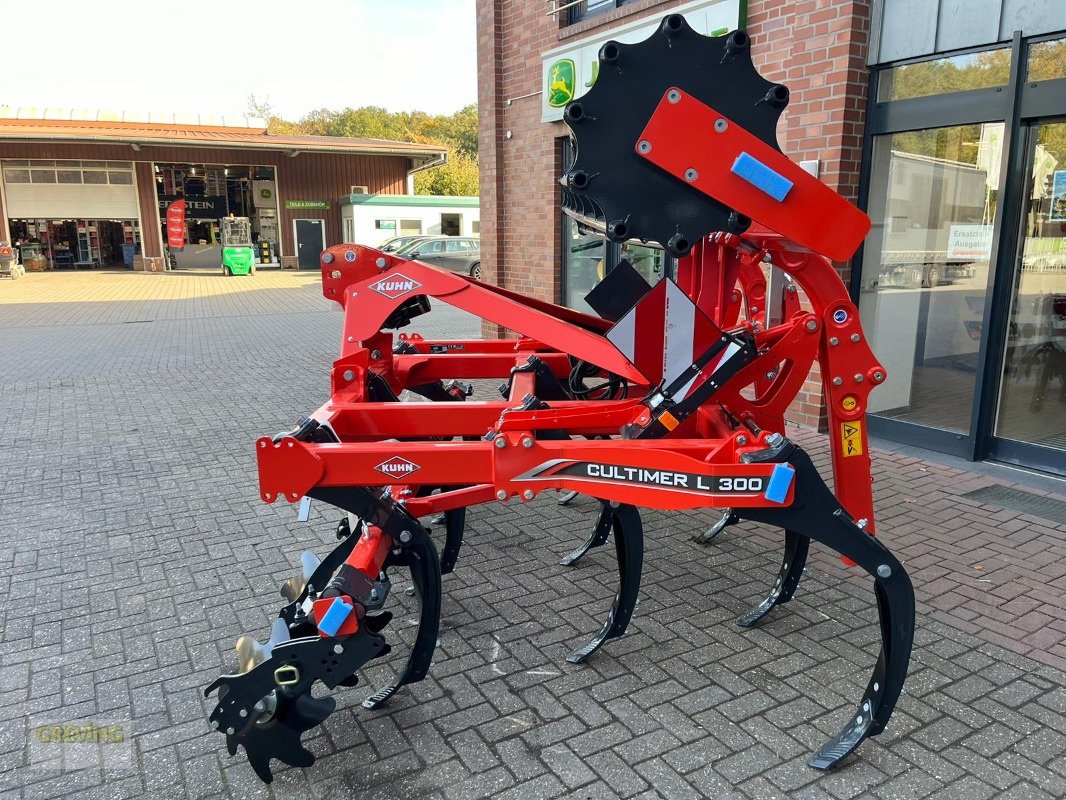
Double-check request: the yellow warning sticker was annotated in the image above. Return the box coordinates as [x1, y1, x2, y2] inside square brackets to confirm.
[841, 421, 863, 457]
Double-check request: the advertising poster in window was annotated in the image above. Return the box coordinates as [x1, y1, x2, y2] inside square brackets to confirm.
[1050, 170, 1066, 221]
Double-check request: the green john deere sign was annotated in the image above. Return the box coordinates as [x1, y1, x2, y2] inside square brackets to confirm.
[547, 59, 576, 108]
[286, 200, 330, 210]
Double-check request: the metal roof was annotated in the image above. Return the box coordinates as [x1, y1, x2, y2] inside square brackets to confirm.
[0, 116, 446, 163]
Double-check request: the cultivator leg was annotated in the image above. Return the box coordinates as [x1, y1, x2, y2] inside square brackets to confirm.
[566, 502, 643, 663]
[737, 442, 914, 768]
[559, 501, 613, 566]
[735, 529, 810, 627]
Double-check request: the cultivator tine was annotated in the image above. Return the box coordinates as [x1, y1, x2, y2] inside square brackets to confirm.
[557, 490, 579, 506]
[439, 508, 465, 575]
[735, 530, 810, 627]
[567, 503, 643, 664]
[363, 519, 442, 709]
[739, 443, 915, 768]
[560, 501, 614, 566]
[694, 508, 738, 544]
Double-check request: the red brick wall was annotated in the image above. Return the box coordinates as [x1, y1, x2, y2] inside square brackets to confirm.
[476, 0, 872, 427]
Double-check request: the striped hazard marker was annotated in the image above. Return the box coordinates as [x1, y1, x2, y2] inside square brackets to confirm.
[607, 278, 736, 399]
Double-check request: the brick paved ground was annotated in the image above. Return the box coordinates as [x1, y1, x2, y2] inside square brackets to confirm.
[1, 272, 1064, 799]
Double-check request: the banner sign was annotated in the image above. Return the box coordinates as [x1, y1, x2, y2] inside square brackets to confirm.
[166, 199, 186, 249]
[286, 200, 331, 210]
[540, 0, 743, 122]
[158, 194, 226, 219]
[1050, 171, 1066, 222]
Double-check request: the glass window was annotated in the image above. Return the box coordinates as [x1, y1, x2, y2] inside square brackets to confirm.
[29, 160, 56, 167]
[445, 239, 473, 252]
[106, 161, 132, 169]
[568, 0, 624, 24]
[472, 220, 480, 234]
[418, 240, 444, 254]
[399, 219, 421, 236]
[30, 170, 56, 183]
[1027, 38, 1066, 83]
[108, 171, 133, 185]
[83, 171, 107, 184]
[877, 48, 1010, 102]
[3, 159, 29, 166]
[56, 170, 82, 184]
[993, 119, 1066, 451]
[80, 160, 108, 168]
[3, 168, 30, 183]
[858, 123, 1004, 432]
[620, 241, 666, 286]
[563, 216, 607, 312]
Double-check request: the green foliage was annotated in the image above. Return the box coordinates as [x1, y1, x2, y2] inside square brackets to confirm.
[248, 96, 478, 196]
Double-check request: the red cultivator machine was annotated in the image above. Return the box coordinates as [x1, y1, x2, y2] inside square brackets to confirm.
[206, 14, 914, 783]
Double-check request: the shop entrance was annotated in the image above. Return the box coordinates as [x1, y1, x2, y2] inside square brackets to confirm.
[858, 33, 1066, 475]
[156, 163, 279, 269]
[294, 219, 325, 268]
[7, 218, 140, 269]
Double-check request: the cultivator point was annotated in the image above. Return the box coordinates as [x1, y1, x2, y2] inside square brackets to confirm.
[206, 14, 914, 783]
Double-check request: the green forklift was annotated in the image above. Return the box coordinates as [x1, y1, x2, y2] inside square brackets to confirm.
[220, 216, 256, 276]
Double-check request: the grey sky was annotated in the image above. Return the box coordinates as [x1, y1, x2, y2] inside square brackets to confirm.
[1, 0, 478, 119]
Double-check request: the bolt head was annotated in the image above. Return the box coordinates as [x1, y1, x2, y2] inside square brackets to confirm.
[496, 490, 507, 501]
[667, 89, 681, 103]
[371, 350, 382, 359]
[714, 118, 728, 133]
[347, 336, 356, 343]
[331, 270, 342, 280]
[765, 371, 777, 380]
[876, 564, 892, 579]
[637, 140, 651, 153]
[334, 644, 344, 654]
[736, 435, 748, 446]
[342, 370, 355, 381]
[399, 530, 412, 543]
[806, 319, 818, 332]
[684, 168, 698, 182]
[375, 257, 387, 268]
[872, 371, 885, 382]
[851, 333, 861, 342]
[833, 377, 843, 386]
[239, 708, 248, 717]
[522, 437, 534, 448]
[829, 337, 839, 346]
[854, 373, 865, 383]
[495, 437, 507, 449]
[226, 727, 235, 735]
[522, 489, 534, 500]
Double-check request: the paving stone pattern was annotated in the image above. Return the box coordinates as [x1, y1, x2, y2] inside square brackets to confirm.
[0, 272, 1064, 799]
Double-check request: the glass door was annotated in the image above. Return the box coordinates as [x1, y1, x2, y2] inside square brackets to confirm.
[989, 118, 1066, 468]
[857, 123, 1003, 452]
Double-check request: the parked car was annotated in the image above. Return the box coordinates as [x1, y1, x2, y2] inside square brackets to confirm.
[399, 236, 482, 278]
[379, 234, 431, 253]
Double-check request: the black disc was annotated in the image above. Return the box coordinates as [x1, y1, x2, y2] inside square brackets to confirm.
[562, 15, 786, 257]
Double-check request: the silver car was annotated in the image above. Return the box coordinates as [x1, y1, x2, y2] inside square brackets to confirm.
[399, 236, 482, 279]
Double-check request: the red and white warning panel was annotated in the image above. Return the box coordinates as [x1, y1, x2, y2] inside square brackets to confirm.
[607, 278, 731, 398]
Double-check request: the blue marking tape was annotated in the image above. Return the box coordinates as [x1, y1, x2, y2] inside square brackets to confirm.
[318, 597, 353, 637]
[731, 151, 794, 202]
[764, 463, 796, 504]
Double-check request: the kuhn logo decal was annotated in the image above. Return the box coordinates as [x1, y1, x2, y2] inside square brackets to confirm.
[369, 273, 422, 299]
[374, 456, 421, 478]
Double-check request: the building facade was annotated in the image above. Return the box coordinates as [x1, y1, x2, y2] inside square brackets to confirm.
[477, 0, 1066, 476]
[0, 111, 444, 271]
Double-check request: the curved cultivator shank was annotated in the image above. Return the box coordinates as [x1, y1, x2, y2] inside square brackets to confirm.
[205, 13, 914, 782]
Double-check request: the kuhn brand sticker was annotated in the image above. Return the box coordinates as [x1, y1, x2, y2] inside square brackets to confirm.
[369, 273, 422, 300]
[374, 456, 421, 478]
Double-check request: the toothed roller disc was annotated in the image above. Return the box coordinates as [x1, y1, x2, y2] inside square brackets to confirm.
[561, 14, 788, 257]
